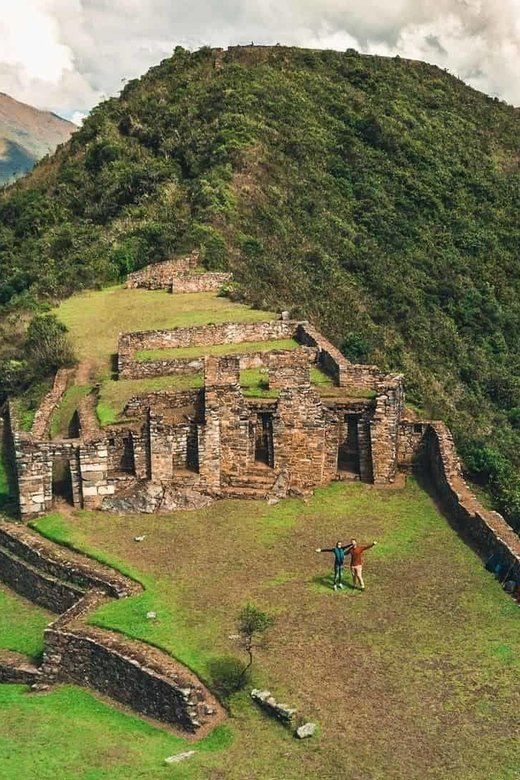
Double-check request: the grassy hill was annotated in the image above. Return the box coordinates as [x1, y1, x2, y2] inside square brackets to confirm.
[0, 93, 74, 186]
[2, 45, 520, 523]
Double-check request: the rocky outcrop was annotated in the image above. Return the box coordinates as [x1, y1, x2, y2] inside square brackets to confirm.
[101, 483, 214, 513]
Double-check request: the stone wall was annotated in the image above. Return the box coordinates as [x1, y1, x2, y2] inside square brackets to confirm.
[31, 368, 72, 440]
[118, 320, 299, 379]
[370, 374, 405, 484]
[0, 521, 135, 598]
[44, 590, 218, 733]
[397, 420, 429, 470]
[0, 650, 41, 684]
[170, 271, 233, 294]
[125, 254, 200, 288]
[268, 350, 312, 389]
[0, 545, 84, 612]
[272, 383, 328, 496]
[123, 389, 203, 419]
[423, 422, 520, 580]
[296, 323, 380, 390]
[0, 521, 223, 733]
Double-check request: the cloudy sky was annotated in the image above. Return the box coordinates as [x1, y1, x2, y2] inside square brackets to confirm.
[2, 0, 520, 123]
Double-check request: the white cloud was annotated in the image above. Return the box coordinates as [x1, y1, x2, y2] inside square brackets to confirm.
[3, 0, 520, 116]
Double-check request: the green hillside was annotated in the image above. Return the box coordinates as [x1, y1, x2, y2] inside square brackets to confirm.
[1, 45, 520, 523]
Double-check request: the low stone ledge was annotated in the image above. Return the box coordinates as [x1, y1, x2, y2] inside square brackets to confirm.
[0, 521, 138, 599]
[0, 650, 42, 684]
[251, 688, 297, 724]
[0, 546, 85, 613]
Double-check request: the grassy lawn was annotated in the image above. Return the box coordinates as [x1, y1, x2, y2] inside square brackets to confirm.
[0, 584, 52, 661]
[136, 338, 300, 361]
[97, 373, 205, 426]
[27, 480, 520, 779]
[55, 286, 275, 364]
[0, 685, 232, 780]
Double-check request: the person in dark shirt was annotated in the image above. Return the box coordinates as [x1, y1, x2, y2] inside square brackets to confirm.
[315, 541, 354, 591]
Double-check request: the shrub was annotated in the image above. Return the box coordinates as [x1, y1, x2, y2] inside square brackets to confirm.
[24, 314, 76, 377]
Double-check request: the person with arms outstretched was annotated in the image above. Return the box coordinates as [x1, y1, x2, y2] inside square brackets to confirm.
[315, 541, 354, 591]
[349, 539, 377, 590]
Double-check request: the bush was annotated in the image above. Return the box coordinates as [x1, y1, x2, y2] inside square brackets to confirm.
[207, 656, 249, 699]
[24, 314, 76, 377]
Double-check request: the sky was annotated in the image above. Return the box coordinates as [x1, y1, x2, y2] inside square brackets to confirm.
[2, 0, 520, 124]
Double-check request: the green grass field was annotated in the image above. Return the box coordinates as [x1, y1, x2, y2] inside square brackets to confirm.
[0, 585, 52, 661]
[55, 286, 276, 365]
[18, 479, 520, 780]
[136, 338, 300, 361]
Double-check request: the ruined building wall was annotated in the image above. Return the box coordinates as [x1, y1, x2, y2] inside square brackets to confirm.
[118, 320, 299, 379]
[125, 254, 200, 288]
[297, 323, 381, 390]
[370, 374, 405, 485]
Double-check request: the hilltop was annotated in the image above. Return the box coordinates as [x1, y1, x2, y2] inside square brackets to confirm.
[1, 45, 520, 523]
[0, 92, 74, 186]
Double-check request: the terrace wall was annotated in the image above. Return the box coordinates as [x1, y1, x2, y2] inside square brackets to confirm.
[170, 271, 233, 293]
[0, 521, 223, 732]
[423, 422, 520, 580]
[125, 254, 200, 288]
[118, 320, 300, 379]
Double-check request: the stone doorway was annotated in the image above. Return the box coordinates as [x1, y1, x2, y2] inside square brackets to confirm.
[119, 436, 135, 474]
[52, 457, 74, 505]
[255, 413, 274, 467]
[337, 414, 360, 476]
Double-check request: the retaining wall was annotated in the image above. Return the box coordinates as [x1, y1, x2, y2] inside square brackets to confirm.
[125, 255, 200, 288]
[0, 546, 84, 612]
[170, 271, 232, 293]
[0, 521, 223, 733]
[118, 320, 300, 379]
[424, 422, 520, 579]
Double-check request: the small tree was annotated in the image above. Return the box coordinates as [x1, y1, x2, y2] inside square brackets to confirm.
[237, 604, 274, 681]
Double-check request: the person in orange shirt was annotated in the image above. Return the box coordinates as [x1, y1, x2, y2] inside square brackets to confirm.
[349, 539, 377, 590]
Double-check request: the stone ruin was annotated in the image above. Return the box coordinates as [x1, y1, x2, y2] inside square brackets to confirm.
[3, 255, 520, 733]
[5, 308, 422, 517]
[2, 254, 431, 517]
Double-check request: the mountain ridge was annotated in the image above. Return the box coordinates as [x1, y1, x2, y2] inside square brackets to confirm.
[1, 44, 520, 525]
[0, 92, 74, 186]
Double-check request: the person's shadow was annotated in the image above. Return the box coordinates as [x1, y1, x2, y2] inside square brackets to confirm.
[311, 574, 357, 591]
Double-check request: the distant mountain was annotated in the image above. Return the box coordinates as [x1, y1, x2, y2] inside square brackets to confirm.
[0, 92, 75, 186]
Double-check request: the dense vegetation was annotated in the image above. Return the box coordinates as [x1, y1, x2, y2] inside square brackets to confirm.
[2, 45, 520, 525]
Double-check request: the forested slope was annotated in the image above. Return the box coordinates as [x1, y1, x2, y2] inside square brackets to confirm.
[2, 45, 520, 523]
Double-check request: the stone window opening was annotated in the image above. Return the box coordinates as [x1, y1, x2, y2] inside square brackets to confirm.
[254, 413, 274, 467]
[413, 423, 423, 434]
[337, 414, 360, 474]
[51, 457, 74, 505]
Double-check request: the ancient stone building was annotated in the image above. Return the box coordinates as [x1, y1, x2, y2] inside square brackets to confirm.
[5, 256, 427, 517]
